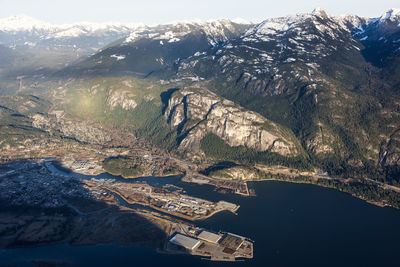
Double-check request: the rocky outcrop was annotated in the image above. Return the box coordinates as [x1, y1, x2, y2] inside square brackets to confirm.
[164, 87, 301, 157]
[380, 128, 400, 166]
[107, 89, 137, 111]
[306, 123, 336, 155]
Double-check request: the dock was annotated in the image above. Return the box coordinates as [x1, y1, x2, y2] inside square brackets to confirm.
[166, 227, 253, 262]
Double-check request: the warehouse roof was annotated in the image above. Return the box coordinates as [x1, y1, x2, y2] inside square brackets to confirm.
[197, 230, 221, 243]
[170, 234, 200, 250]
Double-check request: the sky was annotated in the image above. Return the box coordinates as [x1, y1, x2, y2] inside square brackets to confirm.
[0, 0, 399, 25]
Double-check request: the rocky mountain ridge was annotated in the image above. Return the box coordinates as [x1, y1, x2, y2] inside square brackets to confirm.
[0, 15, 251, 55]
[164, 87, 301, 158]
[152, 8, 400, 183]
[0, 15, 252, 78]
[0, 15, 144, 52]
[64, 19, 252, 77]
[1, 8, 400, 183]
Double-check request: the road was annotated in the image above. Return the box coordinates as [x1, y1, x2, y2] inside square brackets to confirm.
[168, 157, 210, 180]
[255, 164, 400, 194]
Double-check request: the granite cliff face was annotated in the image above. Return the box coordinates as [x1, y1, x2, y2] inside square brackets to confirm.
[380, 129, 400, 167]
[164, 87, 301, 157]
[106, 89, 137, 111]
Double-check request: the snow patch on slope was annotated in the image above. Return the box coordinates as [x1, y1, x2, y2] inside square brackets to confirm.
[0, 14, 145, 39]
[379, 8, 400, 23]
[110, 54, 125, 61]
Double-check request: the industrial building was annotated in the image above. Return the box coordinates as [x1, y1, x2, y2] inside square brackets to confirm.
[169, 233, 201, 250]
[166, 229, 254, 261]
[219, 234, 244, 252]
[197, 230, 221, 244]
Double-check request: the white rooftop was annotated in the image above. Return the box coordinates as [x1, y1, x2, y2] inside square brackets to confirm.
[170, 234, 200, 250]
[197, 230, 221, 244]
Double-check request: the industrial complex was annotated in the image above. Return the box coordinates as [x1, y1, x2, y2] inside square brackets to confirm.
[93, 180, 239, 220]
[167, 227, 253, 261]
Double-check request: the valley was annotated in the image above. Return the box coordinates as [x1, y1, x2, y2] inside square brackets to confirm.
[1, 6, 400, 265]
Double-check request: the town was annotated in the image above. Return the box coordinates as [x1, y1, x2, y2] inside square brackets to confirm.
[0, 158, 253, 262]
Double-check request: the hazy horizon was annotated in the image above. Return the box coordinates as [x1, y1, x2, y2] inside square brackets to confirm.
[0, 0, 399, 25]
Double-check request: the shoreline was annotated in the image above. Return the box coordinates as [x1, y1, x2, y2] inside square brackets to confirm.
[246, 177, 398, 209]
[105, 171, 184, 180]
[16, 158, 400, 210]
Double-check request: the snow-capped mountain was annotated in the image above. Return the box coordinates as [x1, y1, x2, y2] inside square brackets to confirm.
[174, 8, 400, 93]
[165, 8, 400, 169]
[64, 19, 252, 77]
[0, 15, 252, 73]
[0, 15, 54, 32]
[2, 8, 400, 179]
[378, 8, 400, 23]
[175, 8, 366, 95]
[123, 19, 251, 46]
[0, 15, 145, 53]
[0, 15, 251, 52]
[353, 8, 400, 42]
[353, 8, 400, 66]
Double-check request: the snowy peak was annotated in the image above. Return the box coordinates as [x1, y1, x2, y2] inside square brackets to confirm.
[69, 18, 252, 76]
[354, 7, 400, 41]
[0, 14, 145, 38]
[231, 17, 251, 25]
[47, 23, 145, 39]
[0, 14, 250, 41]
[0, 14, 54, 32]
[0, 14, 251, 57]
[242, 8, 343, 40]
[199, 19, 252, 45]
[174, 7, 371, 93]
[244, 14, 306, 37]
[0, 14, 149, 53]
[379, 8, 400, 23]
[123, 19, 251, 45]
[312, 7, 329, 18]
[337, 14, 366, 31]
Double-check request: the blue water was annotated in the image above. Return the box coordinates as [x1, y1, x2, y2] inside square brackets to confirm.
[1, 168, 400, 266]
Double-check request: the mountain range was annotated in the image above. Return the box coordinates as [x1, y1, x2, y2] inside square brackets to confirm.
[1, 8, 400, 188]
